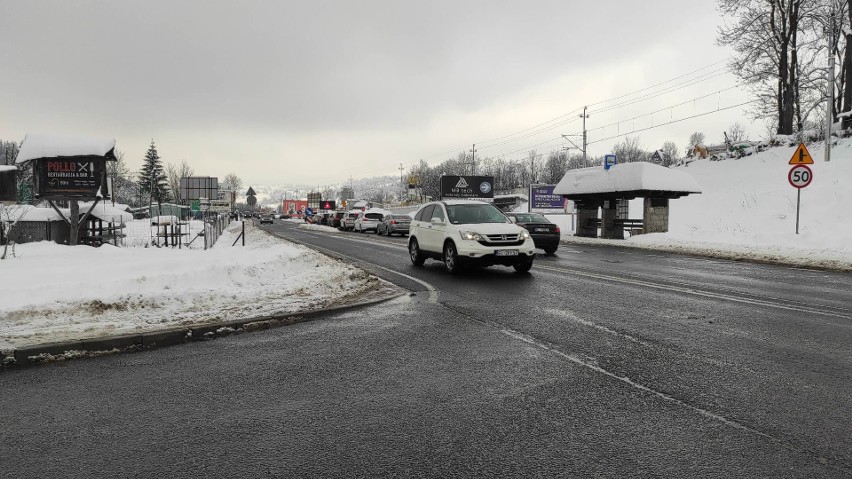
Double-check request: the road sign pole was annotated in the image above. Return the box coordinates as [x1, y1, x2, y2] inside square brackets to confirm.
[796, 189, 801, 235]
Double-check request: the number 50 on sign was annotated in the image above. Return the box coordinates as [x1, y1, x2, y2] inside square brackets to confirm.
[788, 164, 813, 189]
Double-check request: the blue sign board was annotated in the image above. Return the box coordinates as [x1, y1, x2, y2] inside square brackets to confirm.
[305, 207, 314, 216]
[530, 184, 566, 210]
[604, 154, 617, 171]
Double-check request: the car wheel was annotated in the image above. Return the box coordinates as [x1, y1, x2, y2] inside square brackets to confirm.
[409, 238, 426, 266]
[513, 259, 534, 274]
[443, 241, 461, 274]
[543, 246, 557, 255]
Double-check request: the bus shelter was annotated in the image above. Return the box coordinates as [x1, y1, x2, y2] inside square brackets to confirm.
[553, 162, 701, 239]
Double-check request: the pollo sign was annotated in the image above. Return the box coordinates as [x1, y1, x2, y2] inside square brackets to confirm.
[37, 159, 105, 198]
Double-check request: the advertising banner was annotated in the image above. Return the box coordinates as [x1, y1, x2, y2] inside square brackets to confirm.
[440, 175, 494, 199]
[530, 184, 567, 210]
[37, 158, 106, 198]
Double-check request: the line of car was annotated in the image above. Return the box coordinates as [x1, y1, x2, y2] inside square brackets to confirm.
[284, 202, 562, 275]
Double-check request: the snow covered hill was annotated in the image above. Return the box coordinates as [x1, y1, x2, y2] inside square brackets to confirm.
[609, 138, 852, 270]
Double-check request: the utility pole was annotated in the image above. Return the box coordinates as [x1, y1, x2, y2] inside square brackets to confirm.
[826, 10, 835, 162]
[580, 106, 590, 167]
[469, 144, 477, 174]
[399, 162, 404, 204]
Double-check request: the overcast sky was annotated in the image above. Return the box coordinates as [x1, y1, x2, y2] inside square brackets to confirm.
[1, 1, 751, 187]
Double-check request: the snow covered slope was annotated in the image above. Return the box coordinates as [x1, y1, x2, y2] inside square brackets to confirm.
[618, 139, 852, 270]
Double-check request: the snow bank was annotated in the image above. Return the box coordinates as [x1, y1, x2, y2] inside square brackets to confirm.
[0, 221, 382, 351]
[614, 139, 852, 270]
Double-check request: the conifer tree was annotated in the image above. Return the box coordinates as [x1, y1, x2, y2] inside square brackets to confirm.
[138, 140, 170, 203]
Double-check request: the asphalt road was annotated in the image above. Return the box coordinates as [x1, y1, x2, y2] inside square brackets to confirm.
[2, 220, 851, 477]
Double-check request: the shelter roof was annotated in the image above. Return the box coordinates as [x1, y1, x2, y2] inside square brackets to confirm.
[15, 133, 116, 164]
[553, 162, 701, 200]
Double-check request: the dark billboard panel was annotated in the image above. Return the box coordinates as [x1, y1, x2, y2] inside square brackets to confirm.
[36, 157, 106, 198]
[530, 184, 567, 210]
[440, 175, 494, 199]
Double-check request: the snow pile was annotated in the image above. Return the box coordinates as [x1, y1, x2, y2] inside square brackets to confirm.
[616, 139, 852, 270]
[298, 223, 342, 233]
[0, 221, 382, 351]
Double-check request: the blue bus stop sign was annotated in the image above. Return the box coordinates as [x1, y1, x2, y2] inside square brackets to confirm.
[604, 154, 617, 171]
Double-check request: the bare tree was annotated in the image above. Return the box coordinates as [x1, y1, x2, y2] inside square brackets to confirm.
[165, 160, 194, 203]
[221, 172, 243, 194]
[662, 141, 680, 166]
[612, 136, 647, 163]
[688, 132, 706, 147]
[106, 150, 140, 205]
[542, 150, 569, 184]
[727, 122, 749, 143]
[717, 0, 818, 135]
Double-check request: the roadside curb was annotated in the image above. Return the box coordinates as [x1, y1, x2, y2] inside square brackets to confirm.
[0, 290, 407, 372]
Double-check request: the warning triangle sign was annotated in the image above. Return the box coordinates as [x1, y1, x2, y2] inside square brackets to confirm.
[789, 143, 814, 165]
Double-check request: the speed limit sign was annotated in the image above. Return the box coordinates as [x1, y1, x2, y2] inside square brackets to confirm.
[788, 164, 813, 189]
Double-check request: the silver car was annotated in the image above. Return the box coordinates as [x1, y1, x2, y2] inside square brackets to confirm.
[377, 214, 412, 236]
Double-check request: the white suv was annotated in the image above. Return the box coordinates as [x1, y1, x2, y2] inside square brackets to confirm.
[407, 200, 536, 274]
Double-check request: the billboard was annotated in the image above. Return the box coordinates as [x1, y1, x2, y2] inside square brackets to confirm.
[307, 192, 322, 210]
[440, 175, 494, 199]
[36, 158, 107, 199]
[530, 184, 567, 210]
[180, 176, 219, 201]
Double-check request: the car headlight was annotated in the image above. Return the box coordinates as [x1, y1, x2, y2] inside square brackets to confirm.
[459, 231, 484, 241]
[519, 230, 530, 240]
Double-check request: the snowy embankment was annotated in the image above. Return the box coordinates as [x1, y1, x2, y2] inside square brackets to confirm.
[628, 139, 852, 271]
[0, 221, 384, 352]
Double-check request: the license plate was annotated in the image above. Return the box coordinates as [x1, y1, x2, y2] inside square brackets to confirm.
[535, 228, 549, 232]
[495, 249, 519, 256]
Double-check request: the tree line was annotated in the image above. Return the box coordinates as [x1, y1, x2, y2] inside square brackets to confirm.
[719, 0, 852, 135]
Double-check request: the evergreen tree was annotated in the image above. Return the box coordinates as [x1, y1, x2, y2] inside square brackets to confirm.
[138, 140, 170, 204]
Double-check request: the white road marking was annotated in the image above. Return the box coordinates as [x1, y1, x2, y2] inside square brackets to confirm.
[534, 264, 852, 320]
[500, 327, 774, 439]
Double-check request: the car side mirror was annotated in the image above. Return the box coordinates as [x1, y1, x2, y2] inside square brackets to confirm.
[430, 217, 443, 225]
[509, 217, 517, 223]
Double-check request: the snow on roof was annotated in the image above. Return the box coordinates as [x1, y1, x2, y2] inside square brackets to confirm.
[15, 133, 116, 164]
[78, 201, 134, 222]
[0, 165, 17, 172]
[553, 162, 701, 196]
[10, 201, 132, 223]
[11, 205, 65, 222]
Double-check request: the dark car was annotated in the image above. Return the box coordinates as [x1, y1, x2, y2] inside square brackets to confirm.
[331, 211, 346, 228]
[317, 213, 331, 225]
[505, 212, 561, 254]
[259, 213, 274, 224]
[377, 214, 412, 236]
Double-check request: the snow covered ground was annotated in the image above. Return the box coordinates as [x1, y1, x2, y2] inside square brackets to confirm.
[0, 221, 384, 352]
[624, 139, 852, 271]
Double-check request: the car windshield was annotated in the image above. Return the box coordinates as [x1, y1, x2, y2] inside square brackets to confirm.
[392, 215, 411, 220]
[446, 204, 509, 224]
[511, 213, 548, 223]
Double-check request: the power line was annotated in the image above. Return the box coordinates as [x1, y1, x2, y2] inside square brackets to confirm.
[587, 100, 758, 145]
[587, 59, 729, 108]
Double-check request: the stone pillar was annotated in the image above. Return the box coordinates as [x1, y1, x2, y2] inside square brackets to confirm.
[643, 197, 669, 233]
[575, 200, 600, 237]
[600, 199, 622, 239]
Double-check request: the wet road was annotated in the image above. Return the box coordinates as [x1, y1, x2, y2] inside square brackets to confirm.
[2, 220, 851, 477]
